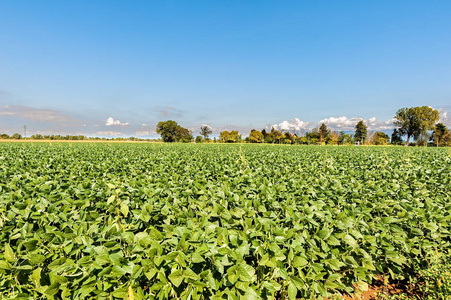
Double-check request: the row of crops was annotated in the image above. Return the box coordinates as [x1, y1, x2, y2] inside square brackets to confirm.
[0, 143, 450, 299]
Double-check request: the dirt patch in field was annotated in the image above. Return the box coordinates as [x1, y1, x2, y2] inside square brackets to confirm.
[325, 276, 423, 299]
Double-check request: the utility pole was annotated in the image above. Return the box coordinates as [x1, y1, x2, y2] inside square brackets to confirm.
[24, 125, 27, 138]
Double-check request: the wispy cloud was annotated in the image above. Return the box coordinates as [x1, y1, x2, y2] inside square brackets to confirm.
[105, 117, 130, 126]
[135, 123, 156, 136]
[156, 106, 183, 118]
[96, 130, 125, 137]
[0, 104, 78, 123]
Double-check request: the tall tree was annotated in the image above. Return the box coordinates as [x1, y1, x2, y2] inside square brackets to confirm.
[394, 106, 439, 146]
[431, 123, 448, 147]
[318, 123, 330, 143]
[200, 125, 212, 140]
[391, 129, 403, 145]
[271, 129, 283, 144]
[354, 120, 367, 144]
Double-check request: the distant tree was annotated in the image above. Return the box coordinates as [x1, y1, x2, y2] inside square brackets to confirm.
[305, 129, 319, 145]
[298, 136, 308, 144]
[195, 136, 203, 143]
[11, 133, 22, 139]
[391, 129, 403, 145]
[249, 130, 263, 143]
[327, 131, 339, 145]
[156, 120, 179, 142]
[445, 131, 451, 147]
[394, 106, 439, 146]
[219, 130, 241, 143]
[175, 126, 193, 143]
[156, 120, 192, 142]
[431, 123, 448, 147]
[0, 133, 10, 139]
[270, 128, 283, 144]
[338, 131, 353, 145]
[354, 121, 367, 144]
[200, 125, 212, 140]
[262, 128, 273, 143]
[318, 123, 330, 143]
[373, 131, 390, 145]
[282, 132, 295, 144]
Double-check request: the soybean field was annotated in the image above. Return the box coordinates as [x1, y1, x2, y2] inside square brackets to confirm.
[0, 143, 450, 299]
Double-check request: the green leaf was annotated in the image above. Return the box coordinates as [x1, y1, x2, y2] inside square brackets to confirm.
[183, 268, 199, 281]
[112, 287, 128, 298]
[317, 228, 331, 240]
[15, 264, 33, 270]
[169, 269, 184, 287]
[343, 234, 357, 248]
[44, 282, 60, 296]
[288, 283, 297, 300]
[292, 256, 308, 268]
[237, 264, 255, 282]
[191, 252, 205, 263]
[107, 195, 116, 205]
[0, 260, 11, 270]
[4, 243, 15, 262]
[120, 203, 129, 217]
[31, 268, 41, 286]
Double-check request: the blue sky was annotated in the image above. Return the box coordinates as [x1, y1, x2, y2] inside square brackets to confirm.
[0, 1, 450, 137]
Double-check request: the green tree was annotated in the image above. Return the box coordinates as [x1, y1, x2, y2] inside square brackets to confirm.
[431, 123, 448, 147]
[195, 136, 203, 143]
[374, 131, 389, 145]
[318, 123, 330, 143]
[327, 131, 339, 145]
[305, 129, 319, 145]
[219, 130, 241, 143]
[175, 126, 193, 143]
[354, 121, 367, 144]
[156, 120, 179, 142]
[282, 132, 295, 144]
[270, 128, 283, 144]
[11, 133, 22, 139]
[338, 131, 353, 145]
[391, 129, 403, 145]
[156, 120, 192, 143]
[248, 130, 263, 143]
[200, 125, 212, 140]
[261, 129, 273, 143]
[394, 106, 439, 146]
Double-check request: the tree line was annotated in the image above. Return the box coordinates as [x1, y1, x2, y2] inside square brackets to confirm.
[1, 106, 449, 146]
[157, 106, 450, 146]
[0, 134, 152, 142]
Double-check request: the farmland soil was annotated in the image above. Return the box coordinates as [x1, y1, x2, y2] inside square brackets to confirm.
[330, 276, 423, 299]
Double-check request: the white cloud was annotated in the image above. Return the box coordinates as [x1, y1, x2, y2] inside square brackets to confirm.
[96, 131, 124, 136]
[105, 117, 129, 126]
[267, 118, 311, 133]
[438, 108, 451, 127]
[0, 104, 78, 123]
[318, 116, 394, 131]
[135, 124, 156, 136]
[201, 124, 213, 130]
